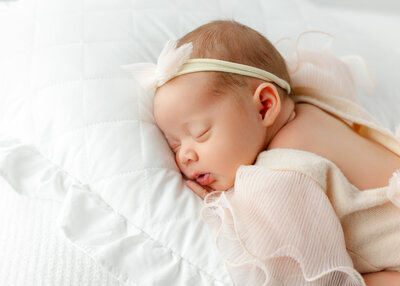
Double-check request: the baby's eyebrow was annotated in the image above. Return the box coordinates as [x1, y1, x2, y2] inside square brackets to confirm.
[183, 120, 210, 133]
[182, 122, 190, 133]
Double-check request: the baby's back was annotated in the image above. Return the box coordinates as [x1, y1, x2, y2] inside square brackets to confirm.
[269, 103, 400, 190]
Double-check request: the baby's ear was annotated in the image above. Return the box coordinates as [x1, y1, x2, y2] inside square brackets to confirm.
[252, 82, 281, 127]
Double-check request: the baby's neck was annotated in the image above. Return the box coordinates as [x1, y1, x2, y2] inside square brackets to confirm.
[264, 97, 296, 148]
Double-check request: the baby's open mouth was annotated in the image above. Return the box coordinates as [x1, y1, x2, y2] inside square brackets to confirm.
[196, 173, 211, 185]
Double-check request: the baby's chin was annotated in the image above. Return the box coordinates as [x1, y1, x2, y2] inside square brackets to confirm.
[209, 180, 234, 192]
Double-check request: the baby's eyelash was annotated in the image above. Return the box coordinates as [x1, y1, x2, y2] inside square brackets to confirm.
[196, 128, 210, 139]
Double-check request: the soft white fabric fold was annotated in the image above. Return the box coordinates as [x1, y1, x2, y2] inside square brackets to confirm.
[0, 135, 76, 202]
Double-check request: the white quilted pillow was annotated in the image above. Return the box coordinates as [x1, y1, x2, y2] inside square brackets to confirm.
[1, 0, 400, 285]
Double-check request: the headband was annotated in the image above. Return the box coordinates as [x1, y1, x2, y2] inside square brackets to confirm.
[122, 40, 291, 94]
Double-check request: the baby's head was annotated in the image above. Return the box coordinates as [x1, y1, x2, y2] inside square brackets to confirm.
[153, 20, 293, 191]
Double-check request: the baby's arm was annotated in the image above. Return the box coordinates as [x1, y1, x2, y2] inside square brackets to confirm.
[362, 271, 400, 286]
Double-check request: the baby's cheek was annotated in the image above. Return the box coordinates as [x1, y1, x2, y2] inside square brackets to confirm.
[174, 152, 184, 171]
[213, 141, 238, 165]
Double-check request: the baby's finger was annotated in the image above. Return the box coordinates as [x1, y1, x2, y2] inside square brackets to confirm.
[191, 180, 214, 193]
[185, 180, 209, 200]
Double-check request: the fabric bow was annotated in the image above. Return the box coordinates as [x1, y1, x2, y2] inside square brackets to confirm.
[121, 40, 193, 91]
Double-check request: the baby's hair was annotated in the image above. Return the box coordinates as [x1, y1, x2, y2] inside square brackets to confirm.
[177, 20, 291, 99]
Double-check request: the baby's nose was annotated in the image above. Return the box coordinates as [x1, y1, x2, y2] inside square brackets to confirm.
[179, 148, 198, 165]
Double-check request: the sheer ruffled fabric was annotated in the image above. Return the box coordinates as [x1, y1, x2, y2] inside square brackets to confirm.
[202, 166, 365, 286]
[276, 31, 375, 102]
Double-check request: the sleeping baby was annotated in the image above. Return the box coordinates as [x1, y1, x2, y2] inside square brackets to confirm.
[123, 20, 400, 286]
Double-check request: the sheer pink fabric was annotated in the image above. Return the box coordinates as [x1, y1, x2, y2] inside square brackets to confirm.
[202, 166, 365, 286]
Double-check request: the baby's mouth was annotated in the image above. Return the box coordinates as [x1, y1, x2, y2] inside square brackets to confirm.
[195, 173, 211, 186]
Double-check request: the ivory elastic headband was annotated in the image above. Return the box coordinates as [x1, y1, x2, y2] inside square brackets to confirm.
[173, 58, 291, 93]
[121, 40, 291, 94]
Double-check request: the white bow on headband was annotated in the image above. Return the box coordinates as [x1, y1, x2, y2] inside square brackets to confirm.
[122, 40, 291, 93]
[121, 41, 193, 91]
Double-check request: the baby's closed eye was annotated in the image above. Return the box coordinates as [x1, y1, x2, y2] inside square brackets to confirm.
[167, 127, 212, 153]
[195, 128, 211, 141]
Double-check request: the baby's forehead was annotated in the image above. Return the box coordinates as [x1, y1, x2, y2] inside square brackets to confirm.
[153, 70, 257, 120]
[164, 71, 217, 91]
[154, 75, 213, 112]
[155, 73, 219, 102]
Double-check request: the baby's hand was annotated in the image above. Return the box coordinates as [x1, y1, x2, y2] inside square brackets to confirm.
[185, 180, 213, 200]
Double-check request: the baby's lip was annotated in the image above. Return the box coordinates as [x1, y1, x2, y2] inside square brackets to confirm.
[195, 173, 212, 186]
[189, 172, 209, 180]
[189, 172, 202, 180]
[189, 172, 213, 186]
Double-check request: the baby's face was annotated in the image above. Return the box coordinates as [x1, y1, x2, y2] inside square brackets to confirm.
[153, 72, 268, 191]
